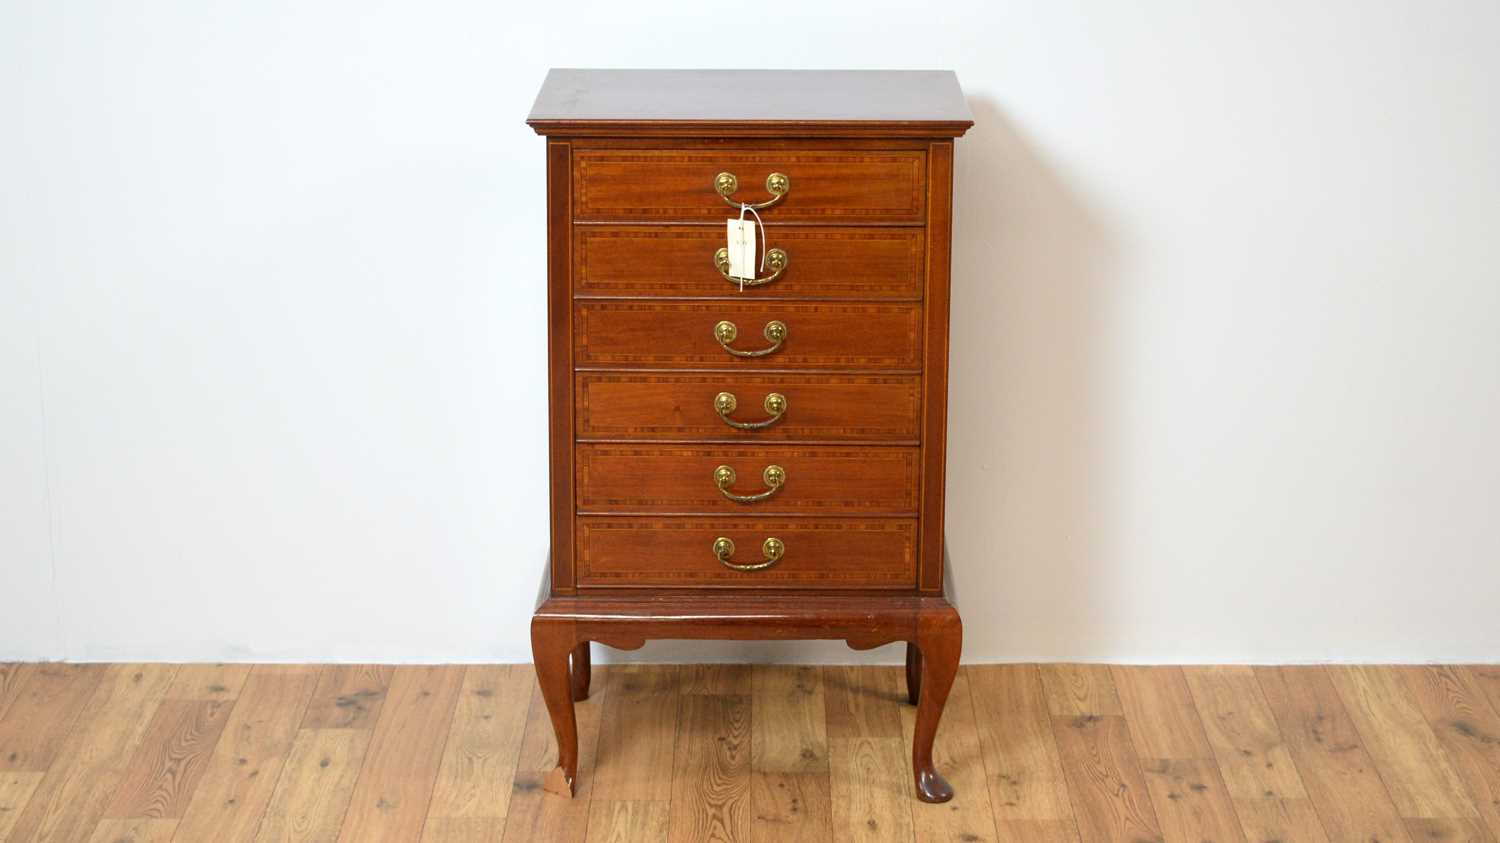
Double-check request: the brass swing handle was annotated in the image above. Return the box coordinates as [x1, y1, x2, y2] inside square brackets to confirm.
[713, 464, 785, 503]
[713, 247, 788, 288]
[714, 320, 787, 358]
[714, 171, 790, 210]
[713, 536, 785, 572]
[714, 391, 786, 430]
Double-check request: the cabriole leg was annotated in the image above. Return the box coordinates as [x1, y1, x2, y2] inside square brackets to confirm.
[570, 641, 591, 701]
[910, 604, 962, 803]
[531, 616, 579, 796]
[904, 642, 922, 705]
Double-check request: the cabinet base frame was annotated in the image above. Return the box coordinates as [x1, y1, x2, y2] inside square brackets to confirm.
[529, 590, 963, 803]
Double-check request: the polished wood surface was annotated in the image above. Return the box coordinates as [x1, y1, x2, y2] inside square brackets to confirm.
[527, 70, 974, 137]
[574, 373, 922, 442]
[1, 661, 1496, 842]
[544, 87, 955, 593]
[574, 301, 923, 370]
[916, 141, 955, 594]
[576, 443, 920, 515]
[573, 225, 925, 300]
[547, 139, 578, 596]
[535, 70, 966, 802]
[572, 149, 927, 222]
[574, 517, 917, 589]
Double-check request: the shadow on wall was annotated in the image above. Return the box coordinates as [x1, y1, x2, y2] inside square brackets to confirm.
[571, 96, 1121, 664]
[946, 96, 1120, 661]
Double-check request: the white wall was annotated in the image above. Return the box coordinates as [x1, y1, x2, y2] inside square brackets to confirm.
[3, 1, 1498, 664]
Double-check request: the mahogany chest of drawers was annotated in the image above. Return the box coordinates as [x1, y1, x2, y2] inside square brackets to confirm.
[527, 69, 972, 802]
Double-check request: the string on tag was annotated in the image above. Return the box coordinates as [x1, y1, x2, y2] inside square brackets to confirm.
[740, 202, 767, 293]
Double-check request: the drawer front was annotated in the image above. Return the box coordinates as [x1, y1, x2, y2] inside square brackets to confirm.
[576, 517, 917, 589]
[576, 373, 921, 442]
[573, 150, 926, 222]
[575, 302, 922, 370]
[576, 444, 920, 515]
[574, 226, 925, 299]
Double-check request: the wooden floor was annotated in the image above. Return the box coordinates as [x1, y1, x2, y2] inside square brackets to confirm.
[0, 664, 1498, 842]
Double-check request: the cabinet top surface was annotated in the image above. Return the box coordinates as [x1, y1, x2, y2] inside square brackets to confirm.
[527, 69, 973, 137]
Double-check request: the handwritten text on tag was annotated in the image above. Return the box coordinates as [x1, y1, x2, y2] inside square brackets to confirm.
[726, 218, 756, 281]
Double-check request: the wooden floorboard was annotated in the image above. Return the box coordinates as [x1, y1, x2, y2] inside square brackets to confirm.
[103, 697, 235, 820]
[427, 665, 532, 822]
[1041, 665, 1124, 718]
[827, 667, 915, 843]
[968, 664, 1079, 835]
[1042, 666, 1163, 843]
[1183, 666, 1328, 843]
[336, 665, 465, 842]
[1113, 667, 1242, 843]
[0, 661, 1495, 842]
[253, 727, 370, 842]
[1139, 759, 1245, 843]
[0, 664, 35, 722]
[1399, 666, 1500, 840]
[164, 664, 253, 702]
[0, 663, 107, 773]
[85, 817, 179, 843]
[1111, 666, 1215, 761]
[1049, 712, 1164, 843]
[300, 665, 393, 731]
[1255, 665, 1412, 843]
[0, 771, 45, 840]
[9, 664, 178, 843]
[750, 665, 830, 843]
[667, 689, 751, 842]
[1329, 666, 1482, 829]
[170, 665, 321, 843]
[592, 664, 680, 806]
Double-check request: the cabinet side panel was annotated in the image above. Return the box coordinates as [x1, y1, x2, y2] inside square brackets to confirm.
[918, 140, 954, 593]
[548, 140, 576, 594]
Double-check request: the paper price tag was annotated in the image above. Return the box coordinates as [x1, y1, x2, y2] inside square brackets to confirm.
[726, 218, 756, 281]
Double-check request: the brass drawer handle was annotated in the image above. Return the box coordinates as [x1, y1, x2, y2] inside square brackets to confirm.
[713, 246, 788, 288]
[714, 171, 790, 210]
[713, 536, 785, 572]
[713, 464, 785, 503]
[714, 391, 786, 430]
[714, 320, 787, 358]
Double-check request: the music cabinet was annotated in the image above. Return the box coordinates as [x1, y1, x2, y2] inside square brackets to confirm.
[526, 69, 972, 802]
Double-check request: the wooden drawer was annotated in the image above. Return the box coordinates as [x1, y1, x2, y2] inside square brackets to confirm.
[575, 373, 921, 442]
[576, 444, 920, 515]
[575, 517, 917, 589]
[575, 301, 922, 370]
[574, 226, 925, 299]
[573, 150, 926, 223]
